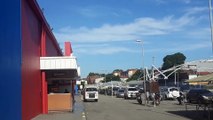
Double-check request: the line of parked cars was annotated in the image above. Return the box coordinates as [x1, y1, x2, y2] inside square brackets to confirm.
[81, 84, 213, 106]
[100, 86, 139, 99]
[114, 86, 182, 100]
[100, 85, 213, 106]
[160, 86, 213, 105]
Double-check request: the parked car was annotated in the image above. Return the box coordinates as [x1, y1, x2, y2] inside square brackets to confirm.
[116, 88, 125, 98]
[160, 86, 180, 100]
[107, 86, 120, 96]
[83, 86, 98, 102]
[186, 88, 213, 105]
[124, 87, 138, 99]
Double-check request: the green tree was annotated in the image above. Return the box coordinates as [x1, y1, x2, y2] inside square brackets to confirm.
[161, 52, 186, 79]
[88, 72, 105, 77]
[105, 74, 121, 82]
[162, 52, 186, 70]
[88, 72, 99, 76]
[113, 69, 123, 73]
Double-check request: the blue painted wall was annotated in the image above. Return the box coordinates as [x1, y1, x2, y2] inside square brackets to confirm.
[0, 0, 22, 120]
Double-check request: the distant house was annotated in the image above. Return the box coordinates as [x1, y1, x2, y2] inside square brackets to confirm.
[181, 59, 213, 84]
[162, 59, 213, 84]
[120, 71, 128, 78]
[95, 77, 104, 84]
[87, 75, 100, 84]
[127, 69, 138, 78]
[113, 69, 123, 76]
[184, 59, 213, 74]
[113, 69, 138, 78]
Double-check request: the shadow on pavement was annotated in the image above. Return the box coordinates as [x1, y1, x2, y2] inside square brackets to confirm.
[167, 110, 213, 120]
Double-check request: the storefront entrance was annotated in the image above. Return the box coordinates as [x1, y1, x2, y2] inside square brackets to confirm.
[40, 56, 80, 113]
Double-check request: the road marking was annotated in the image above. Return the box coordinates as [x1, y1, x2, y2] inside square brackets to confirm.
[82, 112, 86, 120]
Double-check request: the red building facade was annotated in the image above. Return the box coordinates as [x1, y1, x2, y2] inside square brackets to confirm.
[0, 0, 71, 120]
[22, 0, 63, 119]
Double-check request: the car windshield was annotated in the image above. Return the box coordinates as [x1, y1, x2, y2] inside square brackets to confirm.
[169, 88, 178, 91]
[118, 89, 124, 92]
[128, 88, 137, 91]
[199, 89, 211, 94]
[113, 87, 119, 91]
[86, 88, 97, 91]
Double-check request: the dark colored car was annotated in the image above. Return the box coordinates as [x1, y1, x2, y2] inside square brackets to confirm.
[186, 89, 213, 105]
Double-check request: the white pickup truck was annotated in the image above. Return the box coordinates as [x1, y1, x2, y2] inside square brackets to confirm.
[83, 85, 99, 102]
[124, 87, 138, 99]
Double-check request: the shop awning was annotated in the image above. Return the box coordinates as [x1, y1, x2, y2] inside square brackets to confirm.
[40, 56, 80, 80]
[186, 73, 213, 83]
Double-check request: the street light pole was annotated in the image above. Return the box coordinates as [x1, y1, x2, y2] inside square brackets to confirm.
[174, 65, 176, 86]
[136, 40, 146, 105]
[209, 0, 213, 54]
[105, 74, 107, 95]
[111, 80, 113, 98]
[102, 70, 107, 95]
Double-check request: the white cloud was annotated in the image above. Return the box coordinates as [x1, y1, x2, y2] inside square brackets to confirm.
[155, 0, 191, 4]
[54, 6, 209, 55]
[76, 6, 132, 18]
[74, 44, 136, 55]
[185, 7, 208, 16]
[171, 42, 210, 52]
[54, 14, 195, 43]
[186, 28, 210, 38]
[146, 41, 211, 53]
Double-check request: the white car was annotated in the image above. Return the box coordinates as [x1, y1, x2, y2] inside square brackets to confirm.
[124, 87, 138, 99]
[160, 87, 180, 100]
[83, 86, 99, 102]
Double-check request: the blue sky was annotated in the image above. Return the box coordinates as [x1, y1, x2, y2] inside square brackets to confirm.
[37, 0, 212, 77]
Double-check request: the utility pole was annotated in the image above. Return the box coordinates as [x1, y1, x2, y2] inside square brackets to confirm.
[174, 65, 177, 86]
[111, 80, 113, 98]
[102, 70, 108, 95]
[209, 0, 213, 54]
[152, 56, 155, 81]
[152, 56, 155, 65]
[136, 40, 146, 105]
[174, 70, 177, 86]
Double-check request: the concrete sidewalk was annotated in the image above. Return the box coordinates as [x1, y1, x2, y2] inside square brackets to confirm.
[33, 94, 86, 120]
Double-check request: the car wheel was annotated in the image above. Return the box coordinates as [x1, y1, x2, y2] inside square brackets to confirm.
[160, 95, 164, 101]
[124, 96, 126, 99]
[138, 100, 142, 104]
[197, 99, 202, 105]
[164, 95, 167, 100]
[187, 98, 191, 103]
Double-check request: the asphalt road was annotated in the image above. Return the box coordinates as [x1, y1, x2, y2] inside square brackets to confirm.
[84, 95, 212, 120]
